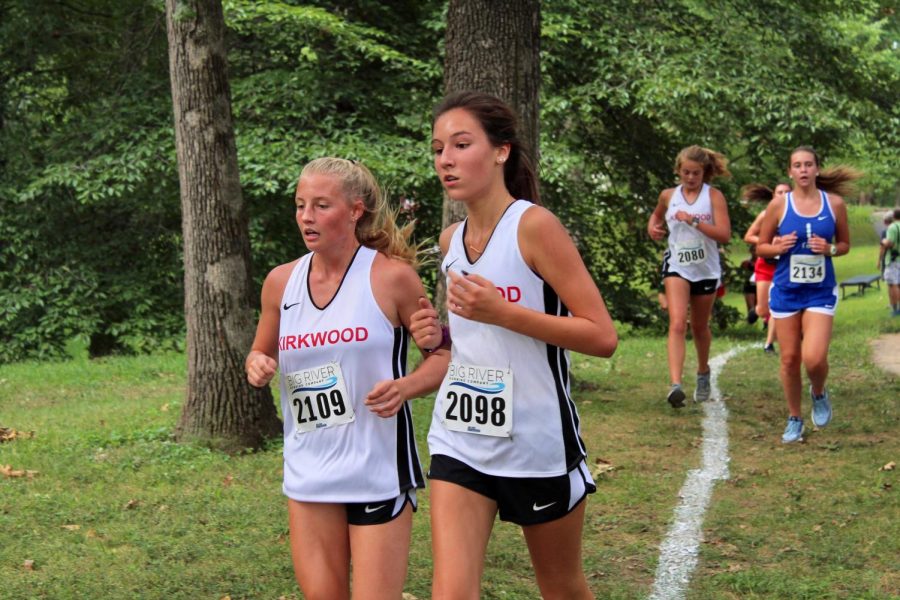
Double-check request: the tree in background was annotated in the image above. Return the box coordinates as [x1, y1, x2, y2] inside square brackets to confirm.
[538, 0, 900, 325]
[166, 0, 280, 449]
[0, 0, 184, 361]
[443, 0, 541, 222]
[1, 0, 897, 362]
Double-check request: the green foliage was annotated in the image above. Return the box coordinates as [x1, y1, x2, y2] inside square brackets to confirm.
[0, 0, 183, 360]
[1, 0, 897, 361]
[0, 0, 444, 362]
[540, 0, 900, 325]
[221, 0, 446, 288]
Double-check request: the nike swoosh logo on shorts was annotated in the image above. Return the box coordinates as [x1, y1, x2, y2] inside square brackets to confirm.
[283, 302, 300, 310]
[532, 501, 556, 512]
[817, 216, 828, 220]
[364, 504, 386, 514]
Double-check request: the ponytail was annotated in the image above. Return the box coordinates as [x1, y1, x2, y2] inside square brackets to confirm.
[815, 166, 863, 197]
[741, 183, 774, 202]
[788, 146, 863, 197]
[299, 158, 418, 266]
[675, 145, 731, 182]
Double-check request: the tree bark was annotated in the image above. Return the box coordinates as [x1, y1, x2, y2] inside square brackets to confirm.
[165, 0, 281, 451]
[437, 0, 541, 312]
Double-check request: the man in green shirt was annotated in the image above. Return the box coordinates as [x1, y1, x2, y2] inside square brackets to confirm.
[882, 208, 900, 316]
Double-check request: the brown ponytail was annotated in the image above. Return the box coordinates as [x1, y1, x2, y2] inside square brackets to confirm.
[789, 146, 863, 197]
[741, 183, 774, 202]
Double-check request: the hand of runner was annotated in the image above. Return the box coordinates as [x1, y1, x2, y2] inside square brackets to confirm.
[648, 221, 667, 241]
[409, 296, 442, 351]
[246, 351, 277, 387]
[365, 379, 407, 418]
[447, 270, 504, 324]
[772, 231, 798, 253]
[807, 233, 829, 255]
[674, 210, 693, 224]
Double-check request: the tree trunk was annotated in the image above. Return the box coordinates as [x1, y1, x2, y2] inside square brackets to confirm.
[437, 0, 541, 313]
[165, 0, 281, 451]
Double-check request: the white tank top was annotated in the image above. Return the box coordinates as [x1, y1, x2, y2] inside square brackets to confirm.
[428, 200, 589, 477]
[665, 183, 721, 281]
[278, 245, 423, 502]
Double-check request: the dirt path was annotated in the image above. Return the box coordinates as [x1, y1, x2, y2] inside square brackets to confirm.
[870, 333, 900, 376]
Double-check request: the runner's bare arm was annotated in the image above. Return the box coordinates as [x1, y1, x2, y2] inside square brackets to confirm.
[246, 262, 295, 387]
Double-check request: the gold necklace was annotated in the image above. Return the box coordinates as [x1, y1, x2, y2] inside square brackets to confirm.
[466, 199, 513, 255]
[467, 233, 490, 254]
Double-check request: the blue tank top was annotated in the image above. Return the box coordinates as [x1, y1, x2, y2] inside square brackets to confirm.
[772, 191, 836, 291]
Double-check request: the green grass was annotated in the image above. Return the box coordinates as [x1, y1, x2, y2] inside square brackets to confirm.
[1, 206, 897, 599]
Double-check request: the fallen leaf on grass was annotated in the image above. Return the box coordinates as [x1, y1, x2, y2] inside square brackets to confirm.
[222, 474, 234, 487]
[402, 594, 420, 600]
[160, 403, 170, 412]
[592, 458, 618, 479]
[880, 461, 895, 471]
[1, 427, 35, 443]
[61, 524, 81, 531]
[23, 559, 35, 571]
[124, 499, 139, 510]
[1, 464, 38, 478]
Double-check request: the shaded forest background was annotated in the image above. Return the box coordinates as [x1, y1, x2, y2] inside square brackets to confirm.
[2, 0, 898, 364]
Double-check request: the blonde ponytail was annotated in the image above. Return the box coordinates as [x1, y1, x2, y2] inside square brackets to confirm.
[675, 145, 731, 182]
[299, 158, 418, 266]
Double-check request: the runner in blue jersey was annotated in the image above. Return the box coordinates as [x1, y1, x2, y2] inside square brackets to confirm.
[756, 146, 859, 443]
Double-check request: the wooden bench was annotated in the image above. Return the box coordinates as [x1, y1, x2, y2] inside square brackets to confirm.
[839, 274, 881, 299]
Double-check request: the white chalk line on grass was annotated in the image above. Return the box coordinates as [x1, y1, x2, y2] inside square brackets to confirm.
[647, 345, 749, 600]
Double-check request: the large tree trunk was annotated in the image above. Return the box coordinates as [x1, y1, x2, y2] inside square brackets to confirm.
[166, 0, 281, 451]
[437, 0, 541, 312]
